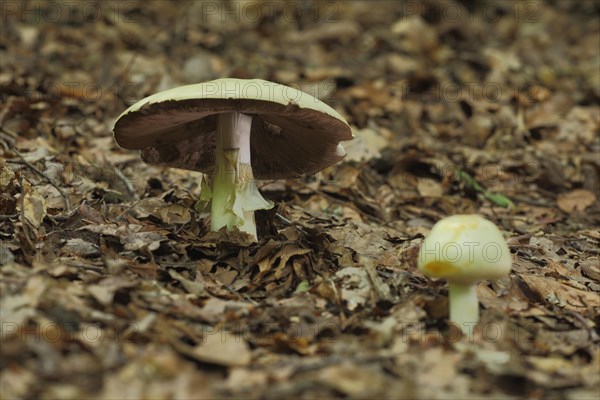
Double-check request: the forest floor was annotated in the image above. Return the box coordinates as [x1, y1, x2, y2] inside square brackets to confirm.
[1, 1, 599, 399]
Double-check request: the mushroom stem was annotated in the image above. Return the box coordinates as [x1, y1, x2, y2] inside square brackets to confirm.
[448, 281, 479, 331]
[211, 112, 272, 239]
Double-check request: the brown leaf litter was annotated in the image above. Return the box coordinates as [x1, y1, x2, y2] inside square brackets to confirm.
[1, 1, 599, 399]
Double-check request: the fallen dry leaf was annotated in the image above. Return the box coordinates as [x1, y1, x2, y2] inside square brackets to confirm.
[21, 180, 47, 228]
[86, 276, 137, 306]
[318, 363, 385, 398]
[155, 203, 191, 224]
[192, 331, 252, 367]
[2, 2, 600, 399]
[226, 367, 268, 393]
[0, 275, 47, 337]
[417, 179, 444, 197]
[557, 189, 597, 213]
[518, 274, 600, 312]
[343, 126, 389, 162]
[580, 259, 600, 282]
[0, 163, 15, 187]
[336, 267, 372, 311]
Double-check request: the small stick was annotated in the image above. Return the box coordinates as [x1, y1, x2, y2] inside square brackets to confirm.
[0, 127, 17, 150]
[113, 165, 138, 200]
[275, 212, 307, 235]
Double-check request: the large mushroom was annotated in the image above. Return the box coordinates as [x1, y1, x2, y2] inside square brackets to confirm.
[113, 78, 352, 239]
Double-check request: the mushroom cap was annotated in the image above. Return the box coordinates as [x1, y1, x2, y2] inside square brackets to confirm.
[113, 78, 352, 179]
[418, 214, 512, 284]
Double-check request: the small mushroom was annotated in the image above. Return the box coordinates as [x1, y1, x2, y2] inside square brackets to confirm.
[113, 78, 352, 239]
[417, 214, 512, 332]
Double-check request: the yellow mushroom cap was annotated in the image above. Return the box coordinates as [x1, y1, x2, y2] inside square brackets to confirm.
[418, 214, 512, 284]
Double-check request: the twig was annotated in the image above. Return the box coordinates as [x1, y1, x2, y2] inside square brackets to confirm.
[0, 97, 17, 128]
[0, 126, 17, 139]
[276, 212, 308, 235]
[0, 127, 17, 151]
[564, 310, 595, 342]
[508, 196, 551, 207]
[114, 165, 138, 200]
[17, 175, 37, 256]
[0, 214, 19, 221]
[11, 147, 71, 211]
[115, 198, 148, 221]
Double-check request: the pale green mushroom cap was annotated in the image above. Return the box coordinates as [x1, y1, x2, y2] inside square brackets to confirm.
[113, 78, 352, 179]
[116, 78, 347, 121]
[418, 214, 512, 284]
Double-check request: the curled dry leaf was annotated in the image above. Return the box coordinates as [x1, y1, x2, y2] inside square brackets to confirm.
[167, 269, 207, 297]
[155, 203, 191, 224]
[21, 180, 47, 228]
[0, 163, 15, 187]
[580, 259, 600, 282]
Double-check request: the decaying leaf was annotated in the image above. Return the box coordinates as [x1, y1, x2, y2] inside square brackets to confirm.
[0, 275, 47, 336]
[61, 238, 100, 258]
[336, 267, 372, 311]
[580, 259, 600, 282]
[2, 2, 600, 399]
[343, 126, 389, 162]
[557, 189, 597, 213]
[21, 180, 47, 228]
[0, 163, 16, 187]
[192, 331, 252, 367]
[168, 269, 207, 297]
[318, 363, 385, 398]
[417, 179, 444, 197]
[518, 274, 600, 312]
[86, 276, 137, 306]
[155, 203, 191, 224]
[119, 228, 164, 252]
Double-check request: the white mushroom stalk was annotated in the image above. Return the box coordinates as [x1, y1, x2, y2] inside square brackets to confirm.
[210, 112, 273, 239]
[447, 282, 479, 330]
